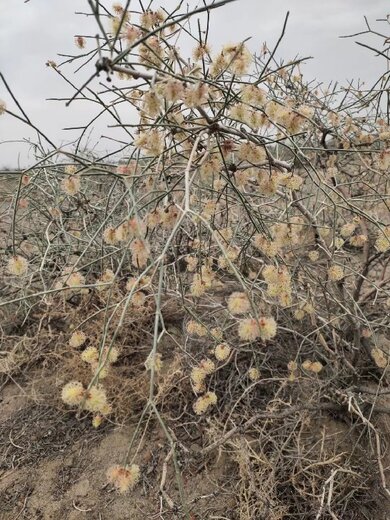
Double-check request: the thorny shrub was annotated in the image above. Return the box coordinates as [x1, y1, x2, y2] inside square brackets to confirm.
[2, 1, 390, 517]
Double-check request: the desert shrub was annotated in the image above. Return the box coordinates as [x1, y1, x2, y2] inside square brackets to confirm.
[1, 1, 390, 517]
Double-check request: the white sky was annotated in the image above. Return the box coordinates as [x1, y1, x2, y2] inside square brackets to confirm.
[0, 0, 389, 168]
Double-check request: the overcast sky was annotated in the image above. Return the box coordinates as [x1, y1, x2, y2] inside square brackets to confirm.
[0, 0, 389, 168]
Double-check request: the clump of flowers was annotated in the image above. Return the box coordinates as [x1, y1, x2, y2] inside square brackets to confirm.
[301, 360, 323, 374]
[238, 316, 277, 342]
[65, 271, 85, 288]
[328, 265, 344, 282]
[130, 238, 150, 268]
[257, 170, 281, 196]
[287, 360, 298, 382]
[81, 345, 119, 375]
[253, 234, 280, 258]
[7, 255, 28, 276]
[75, 36, 86, 49]
[142, 89, 162, 117]
[61, 176, 81, 196]
[227, 292, 251, 315]
[186, 320, 207, 337]
[349, 234, 367, 248]
[81, 346, 99, 364]
[103, 227, 117, 244]
[308, 250, 319, 262]
[134, 129, 163, 156]
[375, 226, 390, 253]
[248, 367, 260, 381]
[185, 256, 198, 272]
[140, 8, 164, 28]
[192, 43, 211, 61]
[145, 351, 163, 373]
[263, 265, 292, 307]
[238, 141, 266, 163]
[193, 391, 217, 415]
[61, 381, 85, 406]
[107, 464, 140, 493]
[69, 330, 86, 348]
[198, 358, 215, 375]
[183, 82, 209, 108]
[84, 385, 109, 413]
[241, 84, 267, 107]
[214, 343, 231, 361]
[371, 347, 387, 368]
[139, 36, 164, 68]
[92, 414, 103, 428]
[190, 264, 216, 297]
[279, 173, 304, 191]
[340, 222, 356, 238]
[162, 79, 185, 102]
[221, 42, 252, 75]
[190, 367, 207, 393]
[96, 269, 116, 291]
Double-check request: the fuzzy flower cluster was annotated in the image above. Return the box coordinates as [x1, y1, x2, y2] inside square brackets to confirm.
[287, 361, 299, 382]
[61, 382, 111, 415]
[130, 238, 150, 268]
[349, 234, 367, 248]
[263, 265, 292, 307]
[139, 36, 164, 69]
[257, 170, 281, 196]
[192, 43, 211, 62]
[375, 226, 390, 253]
[253, 234, 280, 258]
[142, 89, 162, 117]
[279, 172, 304, 191]
[266, 101, 309, 134]
[186, 320, 208, 337]
[193, 391, 217, 415]
[80, 345, 119, 380]
[227, 292, 251, 315]
[107, 464, 140, 493]
[301, 359, 323, 374]
[217, 245, 240, 270]
[65, 271, 85, 288]
[340, 222, 356, 238]
[96, 269, 116, 292]
[229, 103, 265, 129]
[212, 43, 252, 76]
[190, 358, 215, 393]
[61, 175, 81, 196]
[161, 79, 185, 103]
[183, 82, 209, 108]
[75, 36, 86, 49]
[214, 343, 231, 361]
[328, 264, 344, 282]
[238, 316, 277, 342]
[371, 347, 387, 369]
[139, 8, 165, 29]
[238, 141, 266, 163]
[103, 218, 146, 246]
[308, 250, 319, 262]
[190, 264, 216, 297]
[69, 330, 86, 348]
[134, 129, 163, 156]
[241, 84, 267, 107]
[248, 367, 260, 381]
[7, 255, 28, 276]
[144, 351, 163, 373]
[294, 301, 315, 321]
